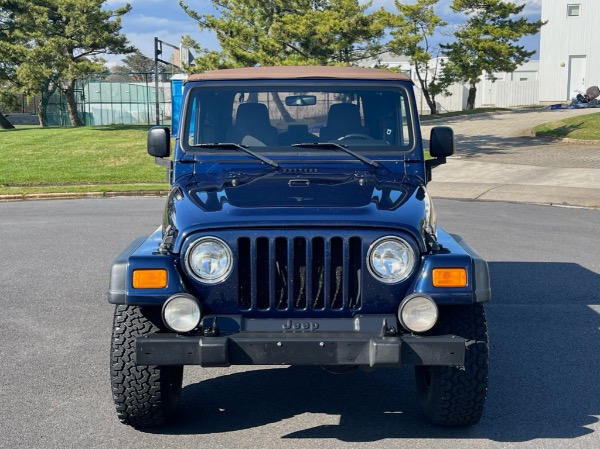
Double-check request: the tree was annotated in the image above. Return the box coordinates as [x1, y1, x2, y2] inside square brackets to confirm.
[0, 99, 15, 129]
[0, 0, 29, 129]
[179, 0, 388, 71]
[122, 50, 155, 74]
[388, 0, 446, 115]
[105, 65, 132, 83]
[119, 50, 172, 81]
[440, 0, 544, 110]
[8, 1, 134, 126]
[271, 0, 388, 65]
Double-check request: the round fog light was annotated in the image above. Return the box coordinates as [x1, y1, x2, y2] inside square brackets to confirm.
[398, 294, 438, 333]
[162, 294, 202, 333]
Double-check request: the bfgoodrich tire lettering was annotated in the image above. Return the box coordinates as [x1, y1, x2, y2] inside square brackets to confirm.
[415, 303, 489, 426]
[110, 305, 183, 428]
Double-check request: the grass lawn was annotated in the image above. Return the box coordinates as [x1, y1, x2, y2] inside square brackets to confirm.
[533, 112, 600, 140]
[0, 125, 169, 194]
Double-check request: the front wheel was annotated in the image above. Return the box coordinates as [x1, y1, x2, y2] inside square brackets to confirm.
[415, 303, 489, 426]
[110, 305, 183, 428]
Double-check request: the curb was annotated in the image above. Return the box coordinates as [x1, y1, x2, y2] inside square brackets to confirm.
[420, 110, 514, 124]
[2, 186, 598, 210]
[0, 190, 170, 202]
[532, 135, 600, 145]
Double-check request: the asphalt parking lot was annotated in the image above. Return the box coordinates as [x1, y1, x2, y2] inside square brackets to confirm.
[0, 197, 598, 449]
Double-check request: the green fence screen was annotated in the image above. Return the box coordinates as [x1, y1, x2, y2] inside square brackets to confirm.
[43, 73, 173, 127]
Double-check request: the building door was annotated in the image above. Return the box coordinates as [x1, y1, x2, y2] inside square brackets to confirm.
[568, 56, 587, 100]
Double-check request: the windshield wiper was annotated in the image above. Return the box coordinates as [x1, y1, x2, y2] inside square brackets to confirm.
[189, 143, 280, 169]
[292, 142, 382, 169]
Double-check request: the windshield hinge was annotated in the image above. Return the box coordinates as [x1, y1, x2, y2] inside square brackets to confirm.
[155, 157, 173, 184]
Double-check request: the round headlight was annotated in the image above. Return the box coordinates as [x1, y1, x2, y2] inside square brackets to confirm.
[186, 237, 233, 284]
[367, 237, 416, 283]
[162, 294, 202, 333]
[398, 294, 438, 333]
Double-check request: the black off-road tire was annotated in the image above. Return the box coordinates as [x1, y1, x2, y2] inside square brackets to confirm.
[415, 303, 489, 426]
[110, 305, 183, 428]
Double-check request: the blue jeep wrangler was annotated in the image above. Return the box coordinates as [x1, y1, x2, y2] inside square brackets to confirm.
[108, 66, 490, 428]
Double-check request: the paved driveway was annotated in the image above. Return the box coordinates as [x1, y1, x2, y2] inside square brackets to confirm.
[422, 109, 600, 208]
[423, 108, 600, 168]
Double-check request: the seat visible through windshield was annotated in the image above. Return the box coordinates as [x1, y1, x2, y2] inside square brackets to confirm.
[183, 86, 414, 150]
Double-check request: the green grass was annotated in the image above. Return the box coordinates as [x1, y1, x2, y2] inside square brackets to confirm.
[0, 125, 169, 194]
[533, 112, 600, 140]
[420, 107, 511, 121]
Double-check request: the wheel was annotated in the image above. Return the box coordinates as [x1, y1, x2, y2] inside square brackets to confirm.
[415, 303, 489, 426]
[110, 305, 183, 428]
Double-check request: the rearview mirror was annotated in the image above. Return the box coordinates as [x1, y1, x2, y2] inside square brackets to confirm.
[147, 126, 171, 158]
[425, 126, 455, 184]
[430, 126, 455, 158]
[285, 95, 317, 106]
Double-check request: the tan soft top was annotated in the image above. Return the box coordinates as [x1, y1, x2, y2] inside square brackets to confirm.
[187, 65, 411, 82]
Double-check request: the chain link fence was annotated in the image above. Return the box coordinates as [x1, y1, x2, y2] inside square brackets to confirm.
[42, 73, 173, 127]
[44, 73, 172, 126]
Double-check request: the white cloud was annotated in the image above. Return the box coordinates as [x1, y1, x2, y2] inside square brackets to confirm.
[511, 0, 542, 4]
[102, 0, 210, 62]
[104, 29, 218, 64]
[106, 0, 165, 5]
[508, 0, 543, 17]
[125, 14, 197, 32]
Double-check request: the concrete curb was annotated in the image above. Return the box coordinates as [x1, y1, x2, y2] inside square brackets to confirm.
[533, 135, 600, 145]
[2, 186, 598, 210]
[0, 190, 170, 202]
[420, 110, 514, 124]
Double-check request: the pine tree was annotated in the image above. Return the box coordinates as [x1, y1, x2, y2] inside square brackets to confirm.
[4, 1, 134, 126]
[179, 0, 388, 71]
[388, 0, 446, 115]
[440, 0, 544, 110]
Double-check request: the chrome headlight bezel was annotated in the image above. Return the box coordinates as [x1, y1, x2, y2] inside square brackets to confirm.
[367, 236, 416, 284]
[185, 236, 233, 284]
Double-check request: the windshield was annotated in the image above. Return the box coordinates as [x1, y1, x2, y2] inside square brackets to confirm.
[181, 83, 415, 154]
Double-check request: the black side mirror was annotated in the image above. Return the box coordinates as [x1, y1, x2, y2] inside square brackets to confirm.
[425, 126, 455, 184]
[148, 126, 171, 158]
[430, 126, 455, 158]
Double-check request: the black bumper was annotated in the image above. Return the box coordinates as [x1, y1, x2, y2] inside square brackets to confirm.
[136, 332, 465, 367]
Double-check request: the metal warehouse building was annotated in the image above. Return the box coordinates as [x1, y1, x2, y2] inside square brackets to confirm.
[539, 0, 600, 103]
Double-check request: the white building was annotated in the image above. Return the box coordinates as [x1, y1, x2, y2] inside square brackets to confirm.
[539, 0, 600, 103]
[360, 53, 540, 112]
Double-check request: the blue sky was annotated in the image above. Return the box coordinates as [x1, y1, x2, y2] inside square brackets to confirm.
[104, 0, 543, 65]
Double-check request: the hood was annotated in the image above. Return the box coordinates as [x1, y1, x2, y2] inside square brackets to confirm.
[162, 170, 431, 253]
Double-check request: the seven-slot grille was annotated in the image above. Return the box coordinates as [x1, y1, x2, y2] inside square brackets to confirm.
[237, 236, 362, 312]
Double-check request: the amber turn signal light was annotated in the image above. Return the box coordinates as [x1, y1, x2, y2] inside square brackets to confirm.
[132, 269, 168, 289]
[432, 268, 467, 287]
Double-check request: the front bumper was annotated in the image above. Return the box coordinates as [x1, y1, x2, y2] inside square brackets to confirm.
[136, 315, 465, 368]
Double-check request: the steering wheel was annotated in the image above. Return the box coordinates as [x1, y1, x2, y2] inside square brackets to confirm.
[337, 133, 375, 141]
